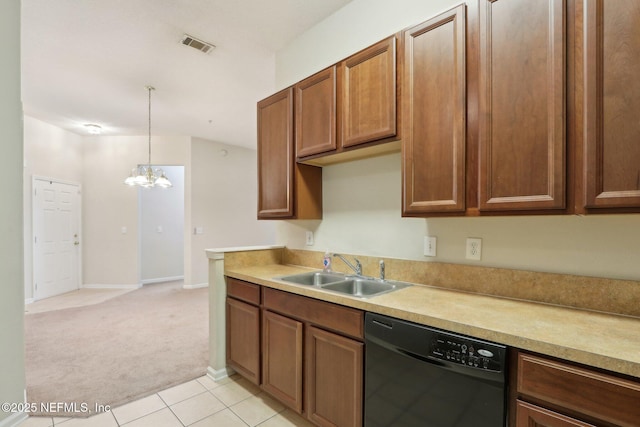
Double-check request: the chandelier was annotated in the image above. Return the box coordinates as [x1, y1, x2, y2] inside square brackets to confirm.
[124, 86, 172, 188]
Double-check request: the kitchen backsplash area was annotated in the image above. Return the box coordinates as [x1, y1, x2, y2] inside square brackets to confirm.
[224, 247, 640, 318]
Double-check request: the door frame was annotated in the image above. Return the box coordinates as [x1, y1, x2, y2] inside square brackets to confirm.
[31, 175, 82, 301]
[137, 165, 185, 285]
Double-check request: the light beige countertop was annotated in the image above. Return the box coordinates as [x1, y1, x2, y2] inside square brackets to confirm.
[225, 263, 640, 379]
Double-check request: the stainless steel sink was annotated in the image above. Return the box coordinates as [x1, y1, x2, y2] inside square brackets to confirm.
[275, 271, 412, 298]
[276, 271, 346, 286]
[322, 278, 411, 298]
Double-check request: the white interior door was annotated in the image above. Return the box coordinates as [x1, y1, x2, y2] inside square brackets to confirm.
[33, 178, 81, 300]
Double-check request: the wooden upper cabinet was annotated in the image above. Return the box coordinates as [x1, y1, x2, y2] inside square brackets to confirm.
[478, 0, 566, 211]
[258, 88, 295, 218]
[340, 36, 397, 148]
[583, 0, 640, 209]
[402, 5, 466, 215]
[257, 87, 322, 220]
[295, 38, 400, 164]
[295, 66, 337, 158]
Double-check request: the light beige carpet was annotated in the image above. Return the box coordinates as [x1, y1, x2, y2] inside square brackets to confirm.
[25, 281, 209, 417]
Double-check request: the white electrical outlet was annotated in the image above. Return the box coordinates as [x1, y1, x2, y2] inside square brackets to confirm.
[305, 231, 314, 246]
[424, 236, 437, 257]
[466, 238, 482, 260]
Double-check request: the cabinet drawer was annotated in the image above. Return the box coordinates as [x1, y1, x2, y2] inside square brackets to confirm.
[516, 400, 595, 427]
[263, 288, 363, 340]
[517, 352, 640, 427]
[226, 277, 261, 305]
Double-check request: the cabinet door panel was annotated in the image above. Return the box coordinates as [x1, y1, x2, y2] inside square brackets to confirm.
[257, 88, 294, 218]
[479, 0, 566, 211]
[402, 5, 466, 214]
[262, 310, 303, 413]
[584, 0, 640, 208]
[341, 36, 397, 148]
[296, 67, 337, 158]
[306, 325, 363, 427]
[226, 298, 260, 384]
[516, 400, 596, 427]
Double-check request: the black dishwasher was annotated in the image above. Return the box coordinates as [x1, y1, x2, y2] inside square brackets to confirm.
[365, 313, 508, 427]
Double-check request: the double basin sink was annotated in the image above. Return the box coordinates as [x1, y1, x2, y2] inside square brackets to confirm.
[274, 271, 412, 298]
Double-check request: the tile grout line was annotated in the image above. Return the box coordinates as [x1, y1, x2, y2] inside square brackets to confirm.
[116, 392, 167, 427]
[164, 403, 186, 427]
[30, 375, 299, 427]
[225, 405, 251, 427]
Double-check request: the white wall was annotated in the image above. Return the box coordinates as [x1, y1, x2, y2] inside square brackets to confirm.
[82, 135, 190, 286]
[139, 165, 185, 283]
[279, 153, 640, 281]
[190, 137, 276, 286]
[275, 0, 640, 282]
[21, 123, 275, 290]
[276, 0, 461, 88]
[0, 0, 26, 423]
[23, 116, 84, 300]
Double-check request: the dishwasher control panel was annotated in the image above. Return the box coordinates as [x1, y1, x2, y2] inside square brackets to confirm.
[430, 335, 503, 372]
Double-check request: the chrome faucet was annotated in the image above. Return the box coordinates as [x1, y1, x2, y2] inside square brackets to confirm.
[332, 253, 362, 276]
[379, 259, 385, 281]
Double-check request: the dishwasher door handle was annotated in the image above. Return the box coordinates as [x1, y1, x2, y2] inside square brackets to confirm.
[398, 348, 446, 367]
[371, 319, 394, 329]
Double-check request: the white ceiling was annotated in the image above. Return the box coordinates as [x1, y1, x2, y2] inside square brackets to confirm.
[21, 0, 352, 149]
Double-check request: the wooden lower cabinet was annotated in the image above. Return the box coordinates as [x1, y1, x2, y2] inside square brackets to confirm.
[306, 325, 363, 427]
[260, 288, 364, 426]
[262, 309, 304, 413]
[227, 282, 365, 426]
[514, 351, 640, 427]
[226, 297, 260, 385]
[516, 400, 595, 427]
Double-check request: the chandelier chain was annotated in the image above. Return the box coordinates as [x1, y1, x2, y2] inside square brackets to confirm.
[146, 86, 154, 167]
[124, 85, 171, 188]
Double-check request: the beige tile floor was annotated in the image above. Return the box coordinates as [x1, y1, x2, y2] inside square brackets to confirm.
[19, 374, 315, 426]
[21, 287, 314, 427]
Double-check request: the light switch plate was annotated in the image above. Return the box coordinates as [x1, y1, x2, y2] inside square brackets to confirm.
[424, 236, 437, 257]
[305, 231, 314, 246]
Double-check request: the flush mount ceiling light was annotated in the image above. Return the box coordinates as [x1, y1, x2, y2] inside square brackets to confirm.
[84, 123, 102, 134]
[124, 86, 172, 189]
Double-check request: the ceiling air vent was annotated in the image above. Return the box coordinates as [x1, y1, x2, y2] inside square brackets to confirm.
[181, 34, 215, 54]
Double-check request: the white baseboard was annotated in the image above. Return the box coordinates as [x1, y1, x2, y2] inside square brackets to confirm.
[140, 276, 184, 285]
[183, 282, 208, 290]
[82, 284, 142, 290]
[207, 366, 235, 382]
[24, 298, 34, 305]
[0, 411, 27, 427]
